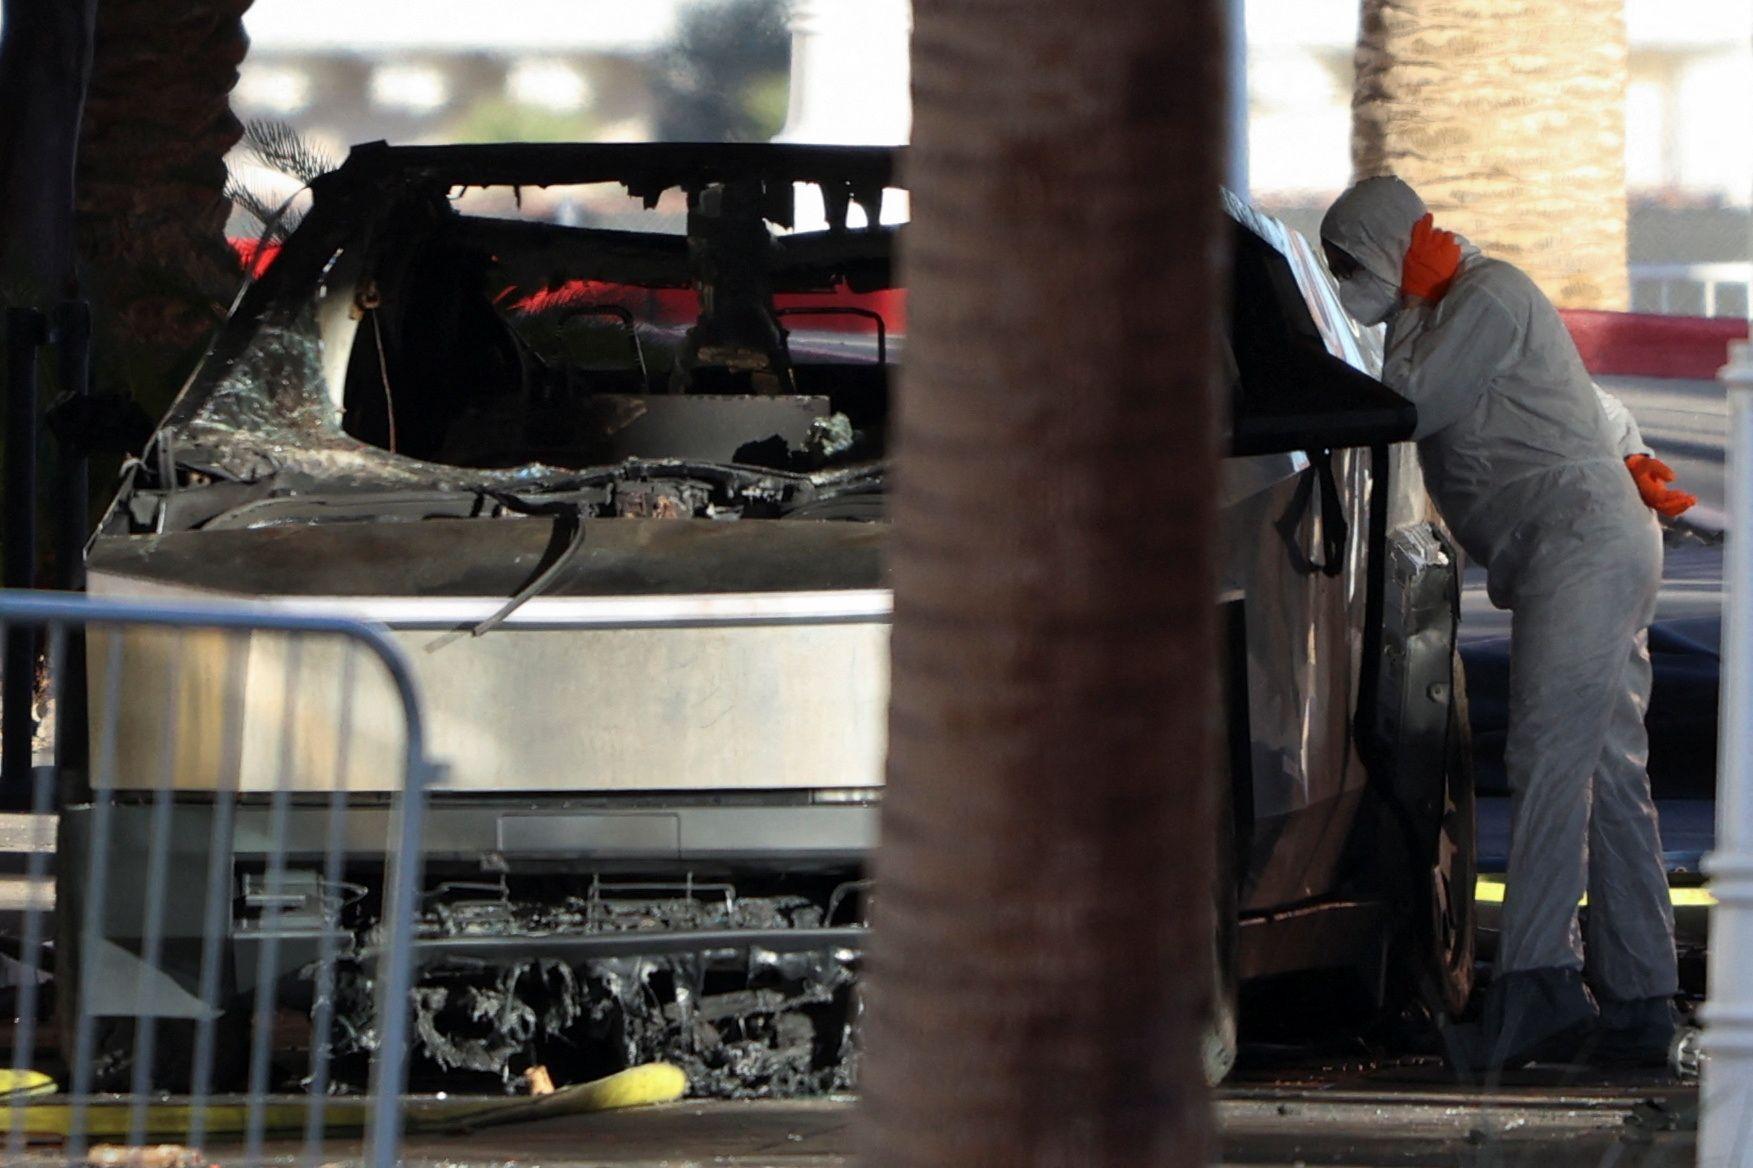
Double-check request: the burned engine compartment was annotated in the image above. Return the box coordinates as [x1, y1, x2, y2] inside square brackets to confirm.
[312, 873, 865, 1098]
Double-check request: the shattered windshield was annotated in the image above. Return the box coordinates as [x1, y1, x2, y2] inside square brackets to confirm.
[152, 155, 903, 530]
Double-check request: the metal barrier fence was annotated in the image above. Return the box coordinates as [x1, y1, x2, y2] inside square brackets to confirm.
[0, 590, 434, 1167]
[1630, 261, 1753, 319]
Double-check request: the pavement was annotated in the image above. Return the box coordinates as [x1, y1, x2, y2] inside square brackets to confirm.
[214, 1071, 1693, 1166]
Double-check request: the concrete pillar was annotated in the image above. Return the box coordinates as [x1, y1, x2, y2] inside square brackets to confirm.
[1703, 337, 1753, 1168]
[774, 0, 912, 231]
[774, 0, 911, 146]
[1699, 38, 1753, 1158]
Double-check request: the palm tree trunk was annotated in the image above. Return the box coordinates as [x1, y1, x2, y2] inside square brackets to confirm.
[76, 0, 254, 415]
[860, 1, 1227, 1164]
[1352, 0, 1630, 310]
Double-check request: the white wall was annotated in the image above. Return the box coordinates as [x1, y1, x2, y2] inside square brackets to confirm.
[774, 0, 911, 146]
[1671, 46, 1753, 202]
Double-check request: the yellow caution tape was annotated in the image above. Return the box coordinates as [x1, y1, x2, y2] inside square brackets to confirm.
[5, 1061, 687, 1143]
[1475, 876, 1716, 908]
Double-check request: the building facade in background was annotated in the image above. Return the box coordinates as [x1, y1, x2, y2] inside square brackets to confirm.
[227, 0, 1750, 314]
[1248, 0, 1752, 315]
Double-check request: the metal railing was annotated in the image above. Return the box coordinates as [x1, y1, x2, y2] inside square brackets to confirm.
[1630, 261, 1753, 318]
[0, 590, 435, 1167]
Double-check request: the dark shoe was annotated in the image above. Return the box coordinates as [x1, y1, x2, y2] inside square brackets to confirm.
[1586, 996, 1680, 1067]
[1441, 968, 1599, 1075]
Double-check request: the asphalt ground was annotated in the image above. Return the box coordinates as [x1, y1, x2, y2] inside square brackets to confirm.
[139, 1072, 1689, 1167]
[389, 1087, 1693, 1167]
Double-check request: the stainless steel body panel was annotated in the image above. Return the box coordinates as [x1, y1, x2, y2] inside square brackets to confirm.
[1220, 449, 1373, 908]
[85, 571, 890, 795]
[65, 799, 878, 875]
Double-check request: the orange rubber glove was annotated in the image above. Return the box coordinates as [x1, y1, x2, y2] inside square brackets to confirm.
[1401, 213, 1462, 302]
[1626, 454, 1697, 518]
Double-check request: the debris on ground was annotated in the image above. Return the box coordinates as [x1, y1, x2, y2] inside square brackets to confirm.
[524, 1065, 557, 1096]
[87, 1146, 209, 1168]
[1626, 1096, 1699, 1135]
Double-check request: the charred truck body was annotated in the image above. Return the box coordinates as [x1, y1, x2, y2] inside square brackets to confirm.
[64, 144, 1474, 1091]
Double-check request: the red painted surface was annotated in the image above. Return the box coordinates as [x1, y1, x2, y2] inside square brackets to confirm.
[1561, 308, 1747, 380]
[506, 280, 907, 334]
[230, 237, 282, 277]
[225, 238, 908, 334]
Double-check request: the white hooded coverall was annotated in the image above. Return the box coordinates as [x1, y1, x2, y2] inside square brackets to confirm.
[1321, 178, 1677, 1006]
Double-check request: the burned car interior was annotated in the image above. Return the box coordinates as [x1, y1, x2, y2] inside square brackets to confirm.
[110, 141, 1412, 542]
[336, 178, 896, 475]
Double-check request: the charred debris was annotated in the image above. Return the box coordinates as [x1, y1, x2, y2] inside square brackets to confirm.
[309, 877, 867, 1098]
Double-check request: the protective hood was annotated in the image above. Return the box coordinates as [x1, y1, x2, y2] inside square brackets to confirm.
[1337, 268, 1399, 327]
[1320, 175, 1428, 288]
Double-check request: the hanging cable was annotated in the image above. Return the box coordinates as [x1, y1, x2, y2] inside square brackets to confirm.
[355, 280, 398, 454]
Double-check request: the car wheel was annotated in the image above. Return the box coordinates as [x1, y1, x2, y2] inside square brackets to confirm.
[1421, 649, 1477, 1019]
[1385, 646, 1477, 1026]
[1371, 650, 1477, 1046]
[1204, 774, 1240, 1086]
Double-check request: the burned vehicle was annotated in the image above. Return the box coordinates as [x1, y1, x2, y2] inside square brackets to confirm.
[63, 143, 1473, 1091]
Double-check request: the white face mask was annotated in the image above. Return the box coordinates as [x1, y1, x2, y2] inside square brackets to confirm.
[1337, 268, 1399, 326]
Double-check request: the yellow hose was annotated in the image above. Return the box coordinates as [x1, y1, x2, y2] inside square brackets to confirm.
[0, 1070, 57, 1100]
[3, 1062, 687, 1143]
